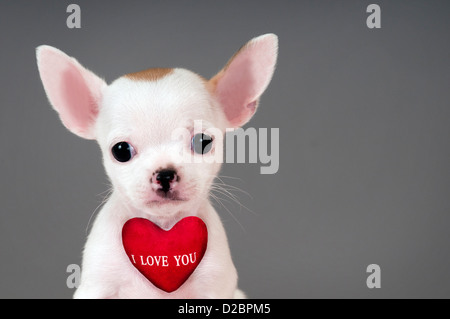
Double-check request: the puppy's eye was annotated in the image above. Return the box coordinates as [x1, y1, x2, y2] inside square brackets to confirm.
[111, 142, 136, 162]
[191, 133, 213, 154]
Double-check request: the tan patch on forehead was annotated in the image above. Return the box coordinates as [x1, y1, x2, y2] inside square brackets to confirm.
[124, 68, 174, 81]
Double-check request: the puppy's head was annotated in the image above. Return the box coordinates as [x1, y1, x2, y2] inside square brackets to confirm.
[36, 34, 278, 217]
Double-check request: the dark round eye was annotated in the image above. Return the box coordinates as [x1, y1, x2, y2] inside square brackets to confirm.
[191, 133, 213, 154]
[111, 142, 136, 162]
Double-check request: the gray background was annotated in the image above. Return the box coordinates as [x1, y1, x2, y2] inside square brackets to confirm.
[0, 0, 449, 298]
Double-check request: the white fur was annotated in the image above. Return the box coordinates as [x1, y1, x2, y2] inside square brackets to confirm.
[37, 34, 278, 299]
[75, 70, 237, 298]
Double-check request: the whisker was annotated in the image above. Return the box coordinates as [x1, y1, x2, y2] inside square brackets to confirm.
[86, 187, 113, 234]
[209, 191, 246, 231]
[213, 177, 253, 200]
[210, 180, 258, 216]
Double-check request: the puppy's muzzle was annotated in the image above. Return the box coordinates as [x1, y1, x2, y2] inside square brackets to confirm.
[154, 169, 178, 193]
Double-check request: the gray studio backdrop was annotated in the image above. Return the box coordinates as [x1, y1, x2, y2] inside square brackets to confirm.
[0, 0, 449, 298]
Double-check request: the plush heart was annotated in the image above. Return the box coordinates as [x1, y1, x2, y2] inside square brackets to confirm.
[122, 216, 208, 293]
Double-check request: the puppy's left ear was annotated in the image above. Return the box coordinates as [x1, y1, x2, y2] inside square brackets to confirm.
[36, 45, 107, 139]
[209, 34, 278, 128]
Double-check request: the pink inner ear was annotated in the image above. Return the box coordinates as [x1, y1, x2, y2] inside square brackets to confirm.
[213, 35, 277, 127]
[37, 47, 105, 139]
[60, 64, 98, 134]
[247, 100, 257, 111]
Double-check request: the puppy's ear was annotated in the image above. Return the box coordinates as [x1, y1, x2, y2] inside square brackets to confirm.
[36, 45, 107, 139]
[209, 34, 278, 128]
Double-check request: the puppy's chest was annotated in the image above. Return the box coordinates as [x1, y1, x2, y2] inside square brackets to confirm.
[121, 216, 208, 293]
[88, 199, 226, 297]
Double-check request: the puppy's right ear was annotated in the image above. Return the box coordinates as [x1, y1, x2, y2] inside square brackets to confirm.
[208, 34, 278, 128]
[36, 45, 107, 139]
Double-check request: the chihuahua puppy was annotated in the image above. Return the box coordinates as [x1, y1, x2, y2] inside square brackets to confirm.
[37, 34, 278, 298]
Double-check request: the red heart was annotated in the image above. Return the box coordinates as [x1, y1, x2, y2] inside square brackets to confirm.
[122, 216, 208, 293]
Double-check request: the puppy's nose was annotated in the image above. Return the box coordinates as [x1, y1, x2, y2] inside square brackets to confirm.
[155, 169, 178, 193]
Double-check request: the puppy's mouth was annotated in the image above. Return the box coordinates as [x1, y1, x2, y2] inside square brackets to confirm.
[145, 189, 188, 205]
[155, 189, 183, 200]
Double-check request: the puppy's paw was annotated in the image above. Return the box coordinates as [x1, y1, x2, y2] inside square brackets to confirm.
[233, 288, 247, 299]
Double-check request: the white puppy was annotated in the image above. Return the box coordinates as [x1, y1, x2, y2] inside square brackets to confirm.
[36, 34, 278, 298]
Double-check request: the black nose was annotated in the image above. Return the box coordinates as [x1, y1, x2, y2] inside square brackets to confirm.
[155, 169, 177, 192]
